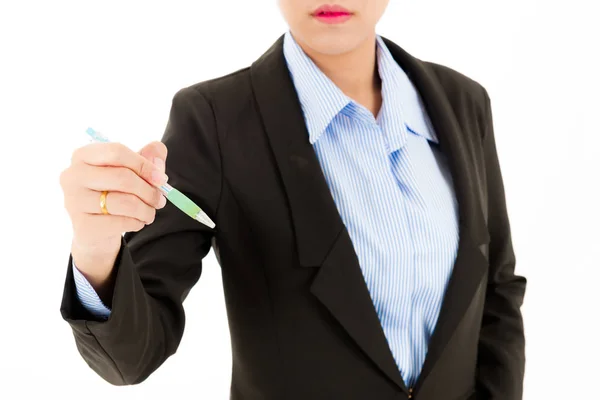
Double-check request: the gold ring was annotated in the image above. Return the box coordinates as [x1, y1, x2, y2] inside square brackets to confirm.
[100, 191, 109, 215]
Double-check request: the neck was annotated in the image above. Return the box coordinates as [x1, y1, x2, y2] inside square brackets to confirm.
[295, 33, 382, 116]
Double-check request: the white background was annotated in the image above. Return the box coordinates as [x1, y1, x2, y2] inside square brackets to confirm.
[1, 0, 598, 399]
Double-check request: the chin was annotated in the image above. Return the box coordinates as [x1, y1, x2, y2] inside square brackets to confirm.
[296, 29, 370, 56]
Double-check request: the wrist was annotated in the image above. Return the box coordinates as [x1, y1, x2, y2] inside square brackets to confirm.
[71, 236, 121, 287]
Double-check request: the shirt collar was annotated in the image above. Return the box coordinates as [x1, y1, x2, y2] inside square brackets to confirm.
[375, 35, 438, 147]
[283, 31, 350, 144]
[283, 31, 438, 148]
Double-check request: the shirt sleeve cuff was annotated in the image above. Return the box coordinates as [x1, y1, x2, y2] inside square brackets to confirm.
[72, 263, 112, 319]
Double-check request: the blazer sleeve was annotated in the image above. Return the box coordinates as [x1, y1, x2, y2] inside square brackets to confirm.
[476, 88, 527, 399]
[59, 86, 222, 385]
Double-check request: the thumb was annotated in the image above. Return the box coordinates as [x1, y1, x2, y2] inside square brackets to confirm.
[139, 141, 168, 173]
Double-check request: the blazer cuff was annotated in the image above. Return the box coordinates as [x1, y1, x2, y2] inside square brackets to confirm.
[60, 237, 133, 336]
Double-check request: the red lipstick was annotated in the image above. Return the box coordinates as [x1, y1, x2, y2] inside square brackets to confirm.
[312, 4, 353, 24]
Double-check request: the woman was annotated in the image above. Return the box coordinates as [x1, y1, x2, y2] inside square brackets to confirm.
[59, 1, 526, 399]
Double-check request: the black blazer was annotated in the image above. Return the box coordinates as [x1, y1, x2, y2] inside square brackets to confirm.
[61, 35, 526, 400]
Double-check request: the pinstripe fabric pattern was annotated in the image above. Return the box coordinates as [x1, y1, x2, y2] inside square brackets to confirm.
[72, 263, 111, 318]
[282, 32, 459, 387]
[72, 31, 460, 387]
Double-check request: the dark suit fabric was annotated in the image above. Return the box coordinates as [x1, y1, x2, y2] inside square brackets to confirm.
[61, 35, 526, 400]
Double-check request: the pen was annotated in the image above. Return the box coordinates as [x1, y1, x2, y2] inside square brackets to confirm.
[85, 127, 216, 229]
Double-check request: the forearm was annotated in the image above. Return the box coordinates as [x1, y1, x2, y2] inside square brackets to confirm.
[63, 240, 188, 385]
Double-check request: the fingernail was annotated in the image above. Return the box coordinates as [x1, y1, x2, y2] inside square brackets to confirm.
[153, 157, 165, 172]
[158, 194, 167, 208]
[152, 170, 168, 185]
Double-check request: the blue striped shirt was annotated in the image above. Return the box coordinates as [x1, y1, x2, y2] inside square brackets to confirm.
[282, 32, 460, 386]
[73, 31, 459, 387]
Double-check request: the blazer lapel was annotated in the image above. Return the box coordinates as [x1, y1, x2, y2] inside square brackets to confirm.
[250, 37, 343, 269]
[381, 37, 491, 391]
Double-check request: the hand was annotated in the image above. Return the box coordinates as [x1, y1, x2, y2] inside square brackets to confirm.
[60, 140, 168, 286]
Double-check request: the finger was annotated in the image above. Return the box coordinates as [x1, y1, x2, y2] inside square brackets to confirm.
[66, 188, 165, 224]
[139, 141, 168, 173]
[72, 142, 168, 187]
[72, 164, 165, 209]
[74, 213, 148, 237]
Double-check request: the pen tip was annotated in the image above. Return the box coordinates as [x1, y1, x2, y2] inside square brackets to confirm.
[195, 213, 216, 229]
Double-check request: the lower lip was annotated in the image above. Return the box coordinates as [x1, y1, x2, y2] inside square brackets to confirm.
[313, 12, 352, 24]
